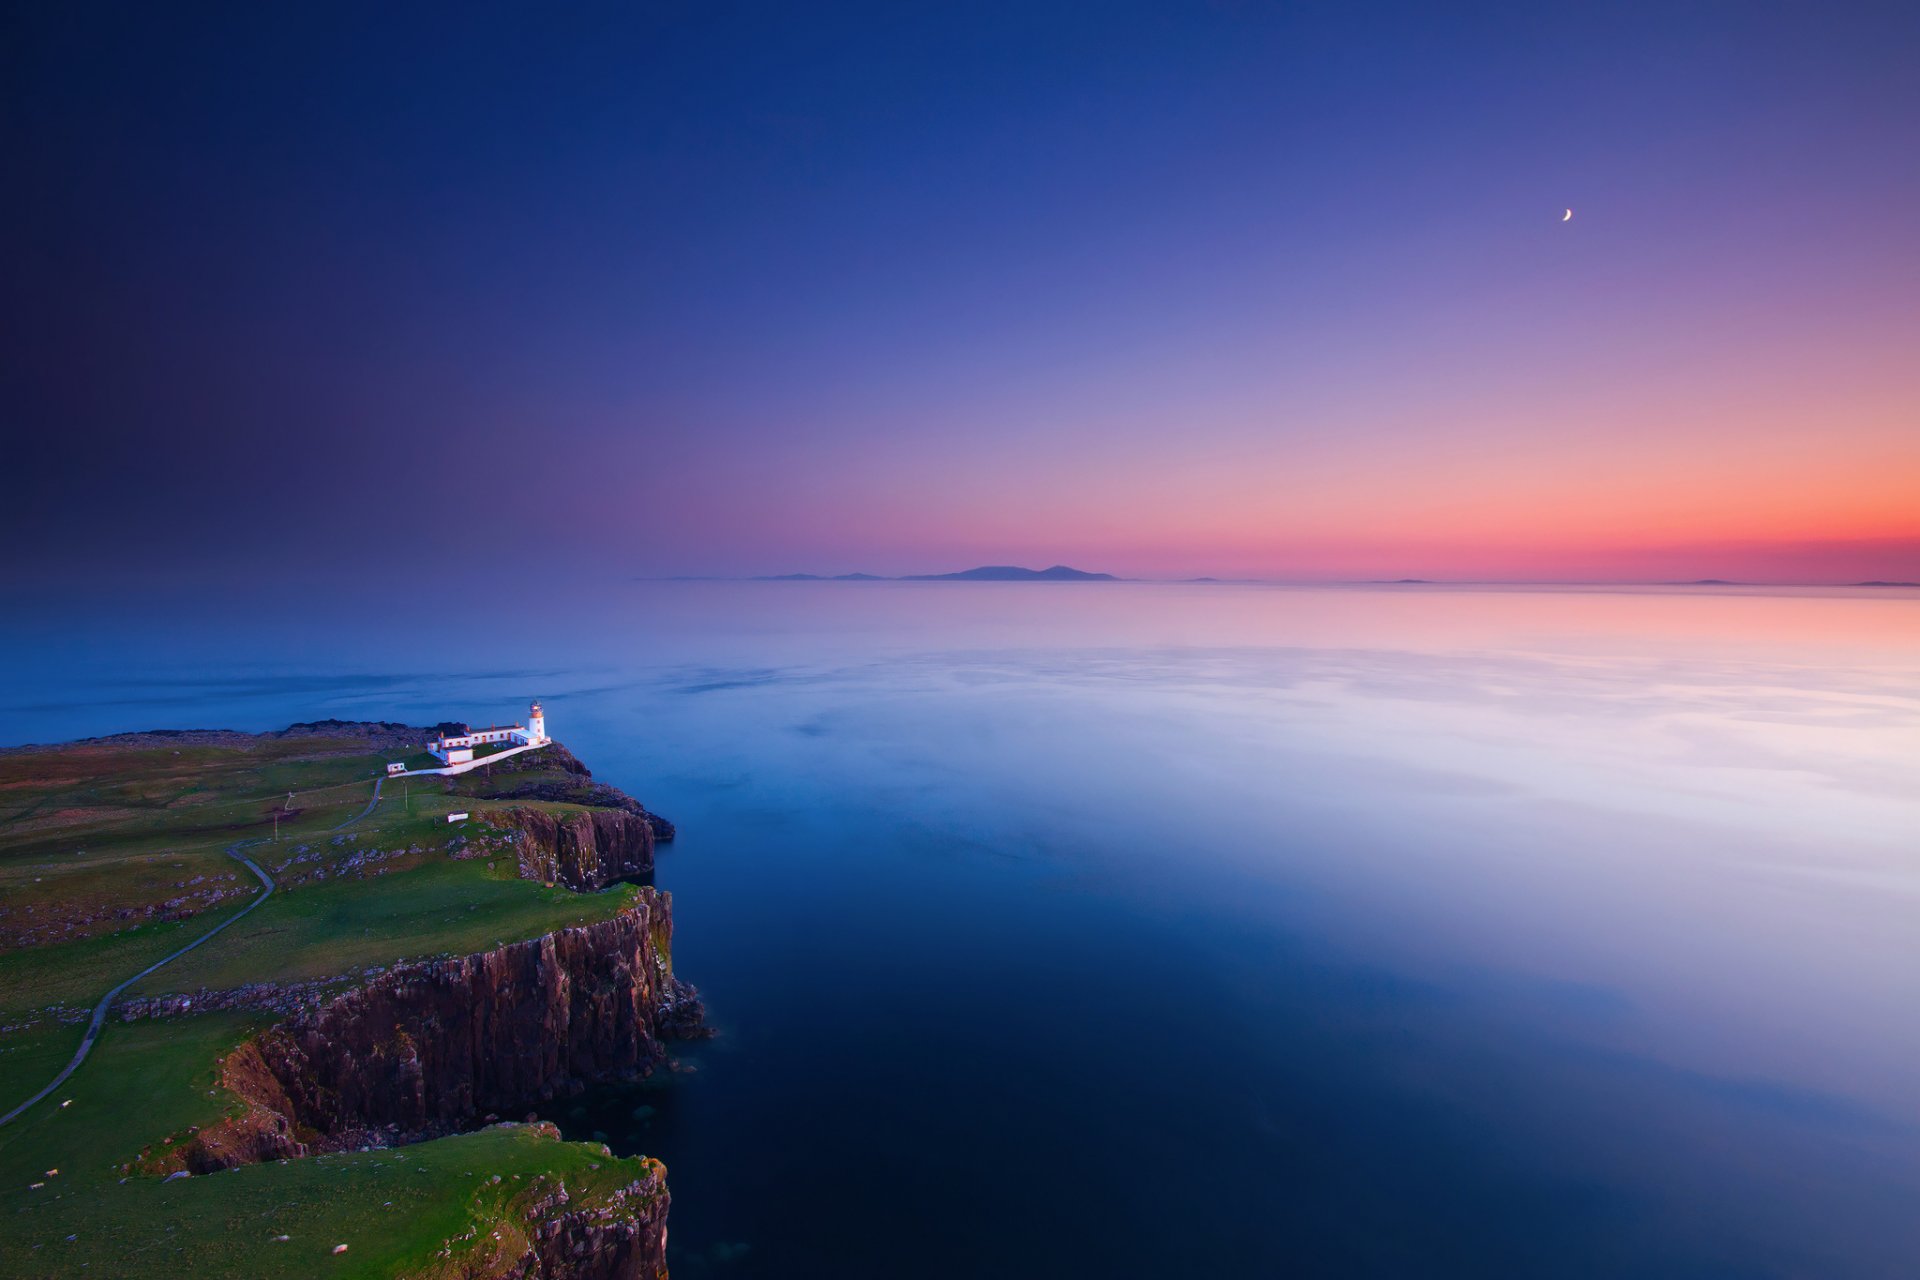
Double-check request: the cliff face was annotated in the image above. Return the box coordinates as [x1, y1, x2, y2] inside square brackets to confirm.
[181, 889, 700, 1171]
[502, 1161, 670, 1280]
[449, 744, 676, 843]
[492, 807, 656, 891]
[403, 1134, 671, 1280]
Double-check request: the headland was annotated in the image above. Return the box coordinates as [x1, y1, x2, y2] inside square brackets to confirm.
[0, 709, 699, 1277]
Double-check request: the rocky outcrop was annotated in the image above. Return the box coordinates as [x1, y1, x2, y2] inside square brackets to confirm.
[0, 873, 255, 946]
[518, 1170, 670, 1280]
[116, 972, 360, 1022]
[176, 890, 701, 1171]
[0, 719, 440, 756]
[449, 745, 676, 843]
[489, 807, 656, 891]
[410, 1140, 670, 1280]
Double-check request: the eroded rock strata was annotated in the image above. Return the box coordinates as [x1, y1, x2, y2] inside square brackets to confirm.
[179, 890, 701, 1173]
[450, 744, 676, 842]
[418, 1133, 671, 1280]
[514, 1160, 671, 1280]
[490, 806, 658, 892]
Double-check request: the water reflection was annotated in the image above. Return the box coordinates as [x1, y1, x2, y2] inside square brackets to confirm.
[5, 583, 1917, 1276]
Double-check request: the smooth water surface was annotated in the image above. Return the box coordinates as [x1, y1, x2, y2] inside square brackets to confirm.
[6, 583, 1918, 1277]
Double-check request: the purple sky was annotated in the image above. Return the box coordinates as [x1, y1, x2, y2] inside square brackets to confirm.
[6, 2, 1917, 586]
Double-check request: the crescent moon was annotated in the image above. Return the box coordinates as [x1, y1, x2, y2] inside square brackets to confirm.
[1562, 208, 1573, 221]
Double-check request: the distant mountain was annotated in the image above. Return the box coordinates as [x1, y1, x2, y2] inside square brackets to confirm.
[751, 572, 887, 580]
[1852, 580, 1920, 587]
[1679, 579, 1743, 586]
[745, 564, 1119, 582]
[900, 564, 1118, 581]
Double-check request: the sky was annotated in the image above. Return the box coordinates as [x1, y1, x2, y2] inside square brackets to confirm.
[5, 1, 1917, 587]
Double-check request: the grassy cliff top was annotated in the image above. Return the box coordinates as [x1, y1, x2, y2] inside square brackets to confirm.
[0, 725, 670, 1278]
[0, 726, 651, 1015]
[2, 1009, 661, 1278]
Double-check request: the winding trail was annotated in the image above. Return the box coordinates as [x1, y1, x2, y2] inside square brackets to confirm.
[0, 776, 385, 1128]
[338, 775, 385, 827]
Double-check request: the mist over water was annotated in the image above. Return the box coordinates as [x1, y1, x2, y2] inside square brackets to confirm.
[6, 582, 1918, 1277]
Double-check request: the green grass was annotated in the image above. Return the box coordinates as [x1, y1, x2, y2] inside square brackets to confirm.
[0, 1015, 660, 1279]
[0, 918, 203, 1017]
[7, 1127, 660, 1279]
[0, 846, 238, 911]
[0, 741, 392, 866]
[1, 739, 632, 1009]
[138, 860, 637, 993]
[0, 734, 666, 1278]
[0, 1021, 86, 1113]
[0, 742, 390, 952]
[0, 1014, 248, 1193]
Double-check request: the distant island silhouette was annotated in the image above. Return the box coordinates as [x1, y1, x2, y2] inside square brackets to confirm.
[720, 571, 1920, 587]
[904, 565, 1117, 581]
[753, 565, 1118, 582]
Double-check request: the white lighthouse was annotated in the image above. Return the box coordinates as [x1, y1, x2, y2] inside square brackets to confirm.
[424, 701, 551, 768]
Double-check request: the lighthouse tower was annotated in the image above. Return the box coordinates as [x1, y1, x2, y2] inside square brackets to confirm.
[528, 700, 547, 744]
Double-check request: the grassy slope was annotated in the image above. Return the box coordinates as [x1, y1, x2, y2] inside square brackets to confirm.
[0, 1012, 659, 1278]
[0, 920, 201, 1019]
[0, 740, 636, 1010]
[0, 739, 409, 958]
[143, 859, 637, 994]
[0, 736, 663, 1277]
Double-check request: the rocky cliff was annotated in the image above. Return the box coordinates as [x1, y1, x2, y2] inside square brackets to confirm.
[490, 807, 657, 892]
[406, 1133, 671, 1280]
[448, 744, 676, 842]
[177, 889, 701, 1172]
[496, 1158, 670, 1280]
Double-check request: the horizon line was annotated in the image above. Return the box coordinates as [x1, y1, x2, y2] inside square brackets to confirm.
[634, 573, 1920, 589]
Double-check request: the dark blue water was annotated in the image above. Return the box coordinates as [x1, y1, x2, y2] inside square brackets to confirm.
[6, 582, 1917, 1277]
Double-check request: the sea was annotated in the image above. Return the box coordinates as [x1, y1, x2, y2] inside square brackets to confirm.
[5, 580, 1917, 1278]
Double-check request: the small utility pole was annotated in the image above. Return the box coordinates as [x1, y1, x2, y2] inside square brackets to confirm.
[272, 811, 280, 842]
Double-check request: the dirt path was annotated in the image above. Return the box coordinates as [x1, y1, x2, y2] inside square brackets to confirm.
[335, 774, 385, 828]
[0, 776, 385, 1127]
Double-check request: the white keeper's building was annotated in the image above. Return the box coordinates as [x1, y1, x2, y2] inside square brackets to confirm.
[427, 700, 550, 766]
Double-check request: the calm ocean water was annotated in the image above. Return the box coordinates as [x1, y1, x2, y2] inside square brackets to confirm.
[6, 582, 1918, 1277]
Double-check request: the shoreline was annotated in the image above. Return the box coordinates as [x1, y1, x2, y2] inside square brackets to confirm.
[0, 719, 696, 1277]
